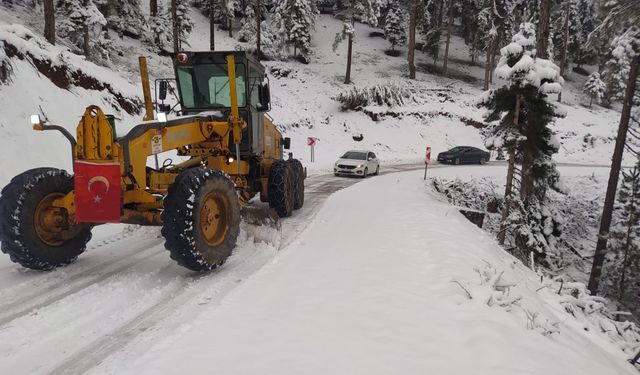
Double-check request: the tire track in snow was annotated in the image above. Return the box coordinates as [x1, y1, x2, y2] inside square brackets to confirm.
[48, 242, 270, 375]
[0, 238, 164, 326]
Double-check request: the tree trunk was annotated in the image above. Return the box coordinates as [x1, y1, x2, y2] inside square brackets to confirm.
[483, 37, 495, 91]
[44, 0, 55, 45]
[256, 0, 261, 60]
[209, 0, 215, 50]
[83, 24, 90, 58]
[228, 18, 233, 38]
[589, 96, 593, 108]
[408, 0, 417, 79]
[588, 55, 640, 295]
[536, 0, 550, 59]
[498, 149, 516, 245]
[557, 3, 570, 102]
[150, 0, 157, 16]
[434, 0, 444, 66]
[442, 0, 454, 74]
[345, 17, 354, 84]
[498, 95, 521, 245]
[172, 0, 179, 52]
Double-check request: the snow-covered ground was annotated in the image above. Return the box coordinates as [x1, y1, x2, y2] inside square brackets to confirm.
[84, 167, 636, 375]
[0, 3, 638, 374]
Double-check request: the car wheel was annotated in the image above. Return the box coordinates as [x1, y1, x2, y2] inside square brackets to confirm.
[362, 167, 368, 178]
[479, 157, 487, 165]
[454, 158, 461, 165]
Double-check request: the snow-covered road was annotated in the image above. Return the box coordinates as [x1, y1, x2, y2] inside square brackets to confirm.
[0, 163, 423, 375]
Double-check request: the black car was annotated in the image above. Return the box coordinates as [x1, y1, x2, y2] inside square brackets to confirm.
[437, 146, 490, 165]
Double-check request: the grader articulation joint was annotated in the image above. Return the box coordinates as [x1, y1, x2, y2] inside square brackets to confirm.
[0, 51, 304, 272]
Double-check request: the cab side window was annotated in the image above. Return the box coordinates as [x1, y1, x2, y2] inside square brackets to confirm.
[370, 152, 376, 159]
[248, 66, 262, 109]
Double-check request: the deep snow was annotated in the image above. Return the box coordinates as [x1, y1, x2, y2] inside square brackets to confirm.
[89, 168, 637, 375]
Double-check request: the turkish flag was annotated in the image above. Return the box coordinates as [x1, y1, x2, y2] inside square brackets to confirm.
[74, 161, 122, 223]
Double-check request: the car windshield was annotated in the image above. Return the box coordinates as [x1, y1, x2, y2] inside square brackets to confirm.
[448, 147, 465, 153]
[341, 151, 367, 160]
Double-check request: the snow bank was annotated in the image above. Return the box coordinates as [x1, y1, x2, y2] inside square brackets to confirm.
[92, 170, 637, 375]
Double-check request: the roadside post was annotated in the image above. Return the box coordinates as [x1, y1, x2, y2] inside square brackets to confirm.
[308, 137, 316, 162]
[423, 146, 431, 180]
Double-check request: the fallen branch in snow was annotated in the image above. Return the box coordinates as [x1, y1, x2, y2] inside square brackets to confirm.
[452, 280, 473, 300]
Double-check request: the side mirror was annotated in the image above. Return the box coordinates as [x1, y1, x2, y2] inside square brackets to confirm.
[283, 137, 291, 150]
[258, 82, 271, 111]
[368, 157, 373, 161]
[159, 81, 168, 101]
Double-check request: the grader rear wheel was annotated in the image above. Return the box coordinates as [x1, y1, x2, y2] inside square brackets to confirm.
[287, 159, 305, 210]
[0, 168, 92, 270]
[268, 161, 294, 218]
[161, 168, 240, 272]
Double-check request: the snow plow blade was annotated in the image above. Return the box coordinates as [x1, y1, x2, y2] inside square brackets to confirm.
[240, 206, 282, 247]
[240, 206, 281, 229]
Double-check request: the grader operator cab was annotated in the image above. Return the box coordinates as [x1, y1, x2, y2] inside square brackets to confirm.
[0, 51, 304, 272]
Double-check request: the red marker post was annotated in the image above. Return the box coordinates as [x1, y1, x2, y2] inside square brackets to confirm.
[308, 137, 316, 162]
[423, 146, 431, 180]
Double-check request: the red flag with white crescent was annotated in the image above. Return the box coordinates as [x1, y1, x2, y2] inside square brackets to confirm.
[74, 161, 121, 223]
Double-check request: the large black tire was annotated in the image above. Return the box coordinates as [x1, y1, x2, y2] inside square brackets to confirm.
[161, 168, 240, 272]
[0, 168, 92, 270]
[287, 159, 305, 210]
[268, 161, 294, 218]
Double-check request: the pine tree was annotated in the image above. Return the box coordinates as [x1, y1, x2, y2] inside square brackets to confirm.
[602, 161, 640, 314]
[238, 3, 256, 42]
[148, 2, 172, 50]
[480, 22, 565, 260]
[98, 0, 146, 38]
[56, 0, 107, 59]
[333, 0, 382, 83]
[602, 35, 634, 107]
[583, 72, 606, 108]
[273, 0, 316, 60]
[44, 0, 55, 45]
[417, 0, 442, 64]
[169, 0, 193, 51]
[384, 0, 406, 52]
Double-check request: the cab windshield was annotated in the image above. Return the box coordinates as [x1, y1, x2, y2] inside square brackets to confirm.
[176, 63, 246, 109]
[341, 151, 367, 160]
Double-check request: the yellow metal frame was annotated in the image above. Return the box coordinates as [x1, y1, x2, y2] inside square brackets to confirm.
[47, 53, 278, 226]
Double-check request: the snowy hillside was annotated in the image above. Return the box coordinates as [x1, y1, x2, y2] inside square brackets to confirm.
[0, 1, 638, 374]
[0, 7, 629, 186]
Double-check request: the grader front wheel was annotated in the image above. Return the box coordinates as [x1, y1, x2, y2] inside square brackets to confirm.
[161, 168, 240, 272]
[0, 168, 92, 270]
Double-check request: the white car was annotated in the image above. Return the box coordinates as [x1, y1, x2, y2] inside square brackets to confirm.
[334, 150, 380, 177]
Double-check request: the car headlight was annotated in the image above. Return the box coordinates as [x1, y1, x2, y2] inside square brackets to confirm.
[357, 164, 364, 168]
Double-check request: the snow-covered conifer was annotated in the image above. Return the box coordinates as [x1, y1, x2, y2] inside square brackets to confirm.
[56, 0, 107, 59]
[480, 22, 565, 262]
[602, 34, 634, 106]
[238, 3, 256, 43]
[602, 161, 640, 315]
[583, 72, 605, 108]
[384, 0, 406, 52]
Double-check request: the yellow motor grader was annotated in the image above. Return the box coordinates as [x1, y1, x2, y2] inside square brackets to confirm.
[0, 51, 304, 271]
